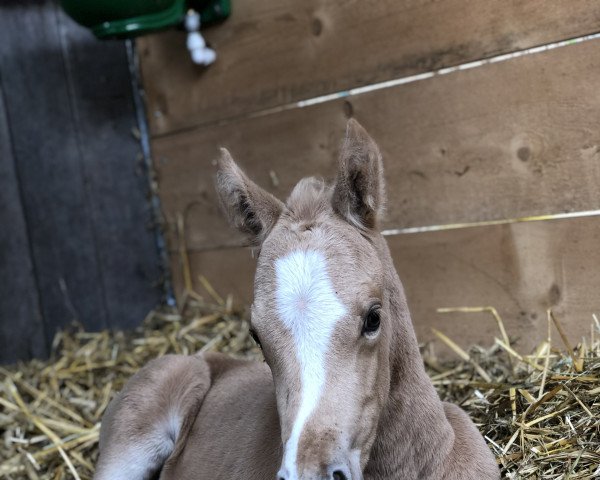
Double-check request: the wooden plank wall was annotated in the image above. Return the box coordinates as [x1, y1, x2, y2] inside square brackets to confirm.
[138, 0, 600, 354]
[140, 0, 600, 135]
[0, 0, 162, 363]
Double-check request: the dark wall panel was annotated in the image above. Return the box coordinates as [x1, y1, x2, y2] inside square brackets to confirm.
[0, 0, 109, 341]
[57, 10, 161, 330]
[0, 0, 162, 362]
[0, 80, 47, 362]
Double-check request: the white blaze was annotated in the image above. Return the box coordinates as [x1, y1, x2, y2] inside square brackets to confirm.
[275, 249, 347, 478]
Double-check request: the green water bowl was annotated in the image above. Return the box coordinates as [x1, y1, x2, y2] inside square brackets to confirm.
[61, 0, 230, 39]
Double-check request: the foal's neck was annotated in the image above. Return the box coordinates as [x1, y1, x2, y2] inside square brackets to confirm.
[366, 237, 455, 478]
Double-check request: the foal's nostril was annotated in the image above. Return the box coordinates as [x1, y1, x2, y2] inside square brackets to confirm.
[332, 471, 348, 480]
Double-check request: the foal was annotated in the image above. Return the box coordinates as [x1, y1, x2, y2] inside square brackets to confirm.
[94, 120, 500, 480]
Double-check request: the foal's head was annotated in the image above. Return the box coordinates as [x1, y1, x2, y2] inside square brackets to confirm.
[216, 120, 391, 480]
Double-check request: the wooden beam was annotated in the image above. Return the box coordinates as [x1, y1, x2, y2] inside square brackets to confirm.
[138, 0, 600, 135]
[172, 215, 600, 356]
[154, 39, 600, 251]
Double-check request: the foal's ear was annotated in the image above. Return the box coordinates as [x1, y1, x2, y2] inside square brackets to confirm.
[215, 149, 284, 245]
[332, 119, 385, 231]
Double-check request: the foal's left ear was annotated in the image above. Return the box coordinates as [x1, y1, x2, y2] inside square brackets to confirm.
[215, 149, 284, 245]
[332, 119, 386, 231]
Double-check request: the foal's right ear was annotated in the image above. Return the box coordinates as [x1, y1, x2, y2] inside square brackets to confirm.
[215, 149, 284, 245]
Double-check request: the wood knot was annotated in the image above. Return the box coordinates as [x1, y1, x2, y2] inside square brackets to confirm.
[311, 17, 323, 36]
[343, 100, 353, 118]
[517, 146, 531, 162]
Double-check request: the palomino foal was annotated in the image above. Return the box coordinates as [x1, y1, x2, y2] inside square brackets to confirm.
[94, 120, 500, 480]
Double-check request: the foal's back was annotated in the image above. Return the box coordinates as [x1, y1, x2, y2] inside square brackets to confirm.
[96, 352, 283, 480]
[159, 354, 282, 480]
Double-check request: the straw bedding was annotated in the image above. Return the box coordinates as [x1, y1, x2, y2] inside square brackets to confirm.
[1, 293, 598, 479]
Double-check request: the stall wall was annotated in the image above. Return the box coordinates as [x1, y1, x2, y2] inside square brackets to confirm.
[137, 0, 600, 353]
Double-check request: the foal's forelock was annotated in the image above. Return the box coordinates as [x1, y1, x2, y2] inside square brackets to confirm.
[274, 249, 347, 479]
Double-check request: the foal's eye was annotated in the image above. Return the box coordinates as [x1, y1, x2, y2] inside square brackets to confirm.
[362, 304, 381, 336]
[249, 328, 262, 348]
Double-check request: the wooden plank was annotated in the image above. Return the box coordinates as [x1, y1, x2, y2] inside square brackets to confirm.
[57, 11, 161, 330]
[391, 217, 600, 355]
[154, 39, 600, 251]
[0, 1, 109, 342]
[138, 0, 600, 135]
[0, 77, 47, 363]
[174, 215, 600, 355]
